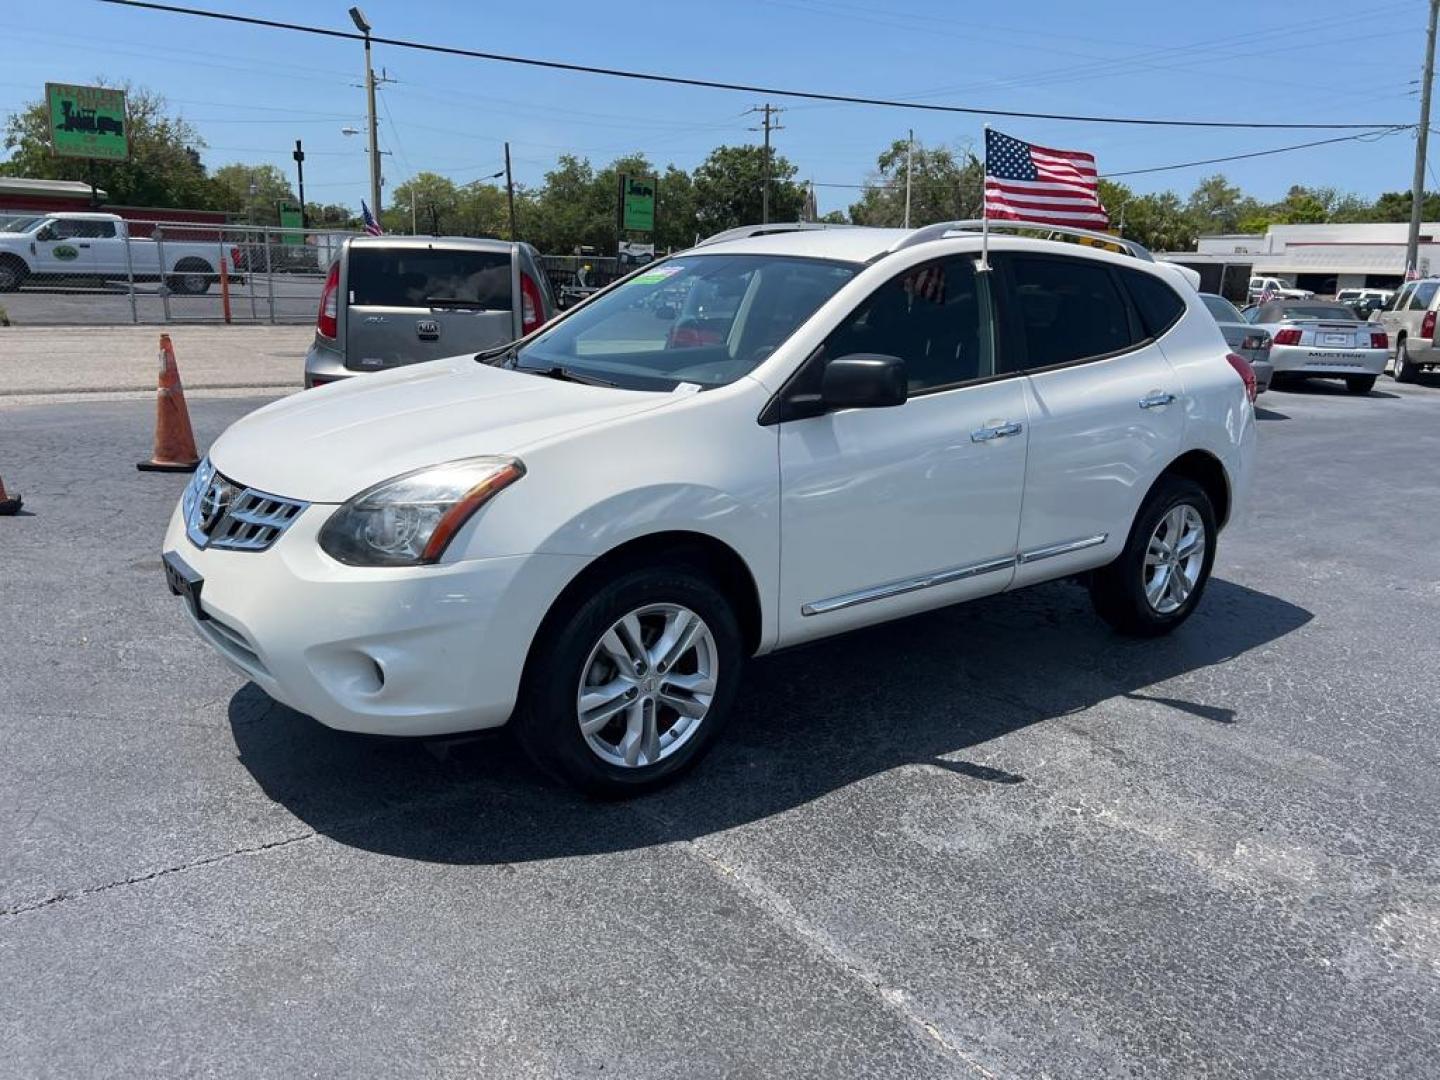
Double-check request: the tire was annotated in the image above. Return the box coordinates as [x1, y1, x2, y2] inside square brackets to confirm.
[0, 256, 28, 293]
[1393, 338, 1419, 383]
[1090, 475, 1217, 638]
[1345, 375, 1377, 395]
[514, 563, 744, 797]
[168, 260, 213, 295]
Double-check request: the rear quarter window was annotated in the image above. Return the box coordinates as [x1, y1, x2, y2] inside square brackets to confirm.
[348, 247, 512, 310]
[1120, 268, 1186, 338]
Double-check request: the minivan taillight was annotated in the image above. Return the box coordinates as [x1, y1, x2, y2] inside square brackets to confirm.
[520, 271, 545, 335]
[1226, 352, 1257, 403]
[1273, 328, 1302, 346]
[1422, 310, 1436, 341]
[317, 261, 340, 340]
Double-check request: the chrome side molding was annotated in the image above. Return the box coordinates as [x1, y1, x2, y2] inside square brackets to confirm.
[1016, 534, 1108, 564]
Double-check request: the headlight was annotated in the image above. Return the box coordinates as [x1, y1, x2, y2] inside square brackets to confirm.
[318, 456, 525, 567]
[182, 457, 215, 519]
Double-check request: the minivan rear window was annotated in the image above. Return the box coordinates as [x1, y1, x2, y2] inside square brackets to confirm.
[348, 248, 512, 309]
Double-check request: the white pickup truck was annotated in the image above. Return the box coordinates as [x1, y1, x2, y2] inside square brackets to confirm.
[0, 211, 238, 294]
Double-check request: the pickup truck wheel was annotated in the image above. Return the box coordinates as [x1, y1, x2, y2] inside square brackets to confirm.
[0, 256, 27, 293]
[1090, 475, 1217, 638]
[515, 564, 743, 798]
[1346, 375, 1377, 395]
[168, 259, 213, 295]
[1393, 339, 1419, 383]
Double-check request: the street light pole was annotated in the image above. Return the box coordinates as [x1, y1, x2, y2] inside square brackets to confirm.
[1406, 0, 1439, 278]
[350, 6, 382, 219]
[293, 139, 307, 229]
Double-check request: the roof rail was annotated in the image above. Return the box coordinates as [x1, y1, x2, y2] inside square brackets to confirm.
[888, 219, 1154, 262]
[695, 222, 857, 248]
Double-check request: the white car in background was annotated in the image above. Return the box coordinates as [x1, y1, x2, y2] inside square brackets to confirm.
[1245, 298, 1388, 394]
[1248, 275, 1313, 302]
[163, 221, 1256, 796]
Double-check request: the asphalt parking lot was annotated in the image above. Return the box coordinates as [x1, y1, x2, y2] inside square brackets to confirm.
[4, 376, 1440, 1078]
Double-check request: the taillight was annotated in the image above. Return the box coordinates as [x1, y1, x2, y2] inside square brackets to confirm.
[1241, 333, 1269, 352]
[317, 261, 340, 340]
[1421, 310, 1436, 340]
[230, 246, 242, 270]
[1226, 353, 1257, 403]
[1273, 328, 1302, 346]
[520, 271, 545, 335]
[1372, 330, 1390, 349]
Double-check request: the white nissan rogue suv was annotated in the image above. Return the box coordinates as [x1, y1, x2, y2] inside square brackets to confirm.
[163, 221, 1257, 796]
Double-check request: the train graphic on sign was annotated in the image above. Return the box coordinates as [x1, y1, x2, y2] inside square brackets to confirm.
[56, 100, 124, 137]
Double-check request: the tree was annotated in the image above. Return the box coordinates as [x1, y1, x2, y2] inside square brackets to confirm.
[0, 82, 219, 209]
[1185, 174, 1257, 235]
[305, 202, 358, 229]
[849, 138, 982, 227]
[387, 172, 463, 235]
[211, 163, 295, 226]
[654, 164, 697, 251]
[691, 145, 804, 234]
[1369, 189, 1440, 223]
[1111, 186, 1196, 252]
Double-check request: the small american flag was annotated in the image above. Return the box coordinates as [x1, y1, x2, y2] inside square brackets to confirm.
[1258, 285, 1277, 305]
[984, 128, 1108, 231]
[361, 200, 383, 236]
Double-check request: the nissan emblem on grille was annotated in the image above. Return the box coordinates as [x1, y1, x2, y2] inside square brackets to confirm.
[185, 465, 309, 552]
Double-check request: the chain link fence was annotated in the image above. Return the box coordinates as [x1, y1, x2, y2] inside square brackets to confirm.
[0, 211, 363, 327]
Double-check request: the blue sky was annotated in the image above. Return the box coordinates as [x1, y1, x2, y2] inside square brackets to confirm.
[0, 0, 1430, 217]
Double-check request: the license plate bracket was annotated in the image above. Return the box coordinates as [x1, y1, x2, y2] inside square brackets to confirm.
[163, 550, 207, 622]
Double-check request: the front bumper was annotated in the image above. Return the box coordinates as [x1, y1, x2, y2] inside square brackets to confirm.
[163, 501, 586, 736]
[1268, 345, 1387, 377]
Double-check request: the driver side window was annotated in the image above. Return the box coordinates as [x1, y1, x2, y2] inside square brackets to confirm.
[825, 257, 995, 394]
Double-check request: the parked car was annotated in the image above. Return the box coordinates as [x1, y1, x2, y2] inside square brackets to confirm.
[0, 211, 237, 294]
[1248, 275, 1313, 302]
[1335, 287, 1392, 320]
[303, 236, 557, 387]
[1201, 292, 1273, 393]
[164, 221, 1256, 796]
[1372, 277, 1440, 382]
[1244, 299, 1388, 393]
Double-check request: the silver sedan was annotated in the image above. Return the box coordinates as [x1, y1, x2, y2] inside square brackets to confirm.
[1200, 293, 1273, 394]
[1244, 299, 1388, 395]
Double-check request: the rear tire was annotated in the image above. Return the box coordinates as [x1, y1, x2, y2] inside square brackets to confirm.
[514, 563, 744, 798]
[1393, 339, 1419, 383]
[167, 260, 213, 295]
[1090, 475, 1217, 637]
[1346, 375, 1377, 395]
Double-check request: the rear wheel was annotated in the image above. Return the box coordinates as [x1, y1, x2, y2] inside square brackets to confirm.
[167, 259, 213, 295]
[1393, 339, 1419, 383]
[1346, 374, 1377, 395]
[514, 564, 743, 797]
[1090, 475, 1217, 637]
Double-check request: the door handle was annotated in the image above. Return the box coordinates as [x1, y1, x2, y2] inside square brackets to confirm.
[78, 243, 91, 248]
[971, 421, 1023, 443]
[1138, 392, 1176, 409]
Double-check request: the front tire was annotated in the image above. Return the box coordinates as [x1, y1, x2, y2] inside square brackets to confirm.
[1090, 475, 1217, 637]
[1346, 374, 1377, 395]
[1393, 339, 1419, 383]
[514, 564, 744, 797]
[0, 256, 28, 292]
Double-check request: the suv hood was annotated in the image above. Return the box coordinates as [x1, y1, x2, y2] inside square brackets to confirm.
[210, 354, 671, 502]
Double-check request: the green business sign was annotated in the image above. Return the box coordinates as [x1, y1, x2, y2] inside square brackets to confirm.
[619, 174, 656, 233]
[47, 83, 128, 161]
[277, 200, 304, 245]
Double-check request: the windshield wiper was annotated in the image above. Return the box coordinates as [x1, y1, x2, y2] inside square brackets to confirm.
[516, 363, 616, 387]
[475, 343, 518, 365]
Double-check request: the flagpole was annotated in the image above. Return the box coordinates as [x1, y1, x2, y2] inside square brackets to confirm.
[980, 125, 991, 272]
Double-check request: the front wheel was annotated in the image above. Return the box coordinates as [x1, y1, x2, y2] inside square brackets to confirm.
[1346, 374, 1377, 395]
[0, 256, 28, 292]
[514, 564, 744, 797]
[1090, 475, 1217, 637]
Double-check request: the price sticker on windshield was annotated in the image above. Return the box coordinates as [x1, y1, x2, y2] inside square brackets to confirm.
[631, 265, 685, 285]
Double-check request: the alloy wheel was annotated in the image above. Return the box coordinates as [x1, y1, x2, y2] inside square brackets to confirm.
[1143, 503, 1206, 615]
[576, 603, 718, 769]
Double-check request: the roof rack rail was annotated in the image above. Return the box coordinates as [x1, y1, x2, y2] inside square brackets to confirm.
[888, 219, 1154, 262]
[695, 222, 857, 247]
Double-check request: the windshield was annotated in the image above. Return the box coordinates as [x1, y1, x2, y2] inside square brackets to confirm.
[508, 254, 859, 390]
[0, 215, 43, 233]
[1201, 295, 1243, 323]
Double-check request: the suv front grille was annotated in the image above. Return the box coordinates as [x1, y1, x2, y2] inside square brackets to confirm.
[183, 458, 307, 552]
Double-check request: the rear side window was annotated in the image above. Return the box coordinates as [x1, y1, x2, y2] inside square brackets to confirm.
[1121, 268, 1186, 338]
[1411, 281, 1439, 310]
[348, 248, 512, 310]
[1008, 255, 1139, 367]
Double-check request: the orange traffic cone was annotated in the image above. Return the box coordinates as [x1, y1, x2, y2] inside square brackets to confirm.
[0, 474, 21, 515]
[137, 333, 200, 473]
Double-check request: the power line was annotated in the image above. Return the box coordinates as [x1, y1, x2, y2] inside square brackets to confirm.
[1101, 126, 1410, 178]
[97, 0, 1406, 130]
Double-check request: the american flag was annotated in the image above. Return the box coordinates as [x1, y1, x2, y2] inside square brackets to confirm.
[984, 128, 1108, 231]
[361, 200, 383, 236]
[1258, 285, 1277, 305]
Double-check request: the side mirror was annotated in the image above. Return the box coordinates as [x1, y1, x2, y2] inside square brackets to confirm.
[821, 353, 907, 410]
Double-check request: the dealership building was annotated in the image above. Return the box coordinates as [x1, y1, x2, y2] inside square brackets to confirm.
[1161, 222, 1440, 300]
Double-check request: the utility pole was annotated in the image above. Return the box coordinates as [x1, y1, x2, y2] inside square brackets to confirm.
[293, 139, 307, 229]
[748, 104, 784, 224]
[505, 141, 518, 240]
[1407, 0, 1439, 278]
[350, 7, 383, 219]
[904, 129, 914, 229]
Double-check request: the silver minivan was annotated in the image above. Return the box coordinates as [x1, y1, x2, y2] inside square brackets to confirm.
[304, 236, 557, 387]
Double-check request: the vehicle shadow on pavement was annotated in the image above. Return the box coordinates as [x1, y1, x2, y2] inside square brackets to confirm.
[228, 576, 1311, 865]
